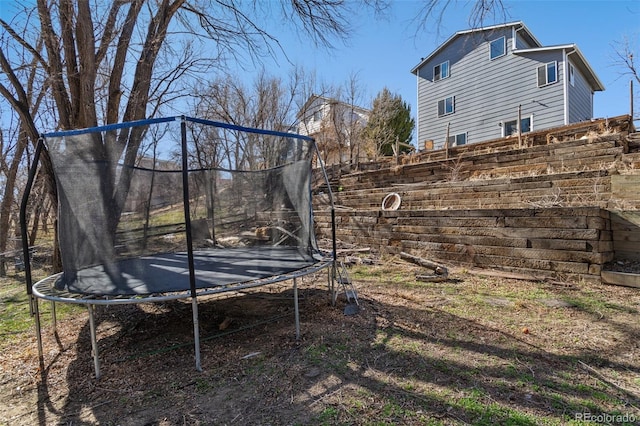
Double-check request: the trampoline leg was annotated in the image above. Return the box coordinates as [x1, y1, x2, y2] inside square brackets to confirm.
[29, 294, 35, 316]
[191, 298, 202, 372]
[87, 305, 101, 379]
[32, 296, 44, 369]
[329, 264, 337, 306]
[327, 267, 331, 304]
[51, 301, 57, 334]
[293, 278, 300, 340]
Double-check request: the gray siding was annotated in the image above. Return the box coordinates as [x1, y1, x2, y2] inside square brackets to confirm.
[513, 50, 566, 131]
[514, 30, 536, 49]
[415, 26, 590, 150]
[567, 59, 594, 123]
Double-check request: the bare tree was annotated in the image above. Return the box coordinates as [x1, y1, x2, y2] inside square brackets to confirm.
[334, 72, 368, 168]
[187, 68, 329, 239]
[612, 33, 640, 122]
[0, 29, 49, 275]
[412, 0, 507, 39]
[293, 72, 369, 169]
[191, 67, 313, 169]
[0, 0, 385, 270]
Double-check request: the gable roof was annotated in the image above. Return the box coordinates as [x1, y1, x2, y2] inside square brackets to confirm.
[410, 21, 537, 74]
[296, 94, 370, 120]
[410, 21, 603, 91]
[513, 44, 604, 91]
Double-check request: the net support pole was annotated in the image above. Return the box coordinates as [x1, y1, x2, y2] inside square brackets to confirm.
[192, 298, 202, 370]
[20, 138, 44, 310]
[87, 305, 101, 379]
[181, 117, 202, 372]
[310, 138, 338, 305]
[293, 277, 300, 340]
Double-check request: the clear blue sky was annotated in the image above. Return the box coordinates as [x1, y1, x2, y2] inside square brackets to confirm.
[262, 0, 640, 121]
[1, 0, 638, 123]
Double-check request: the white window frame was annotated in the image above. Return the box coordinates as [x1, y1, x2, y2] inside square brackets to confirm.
[537, 61, 558, 87]
[502, 116, 533, 137]
[434, 60, 450, 81]
[447, 132, 467, 147]
[437, 96, 455, 117]
[490, 36, 506, 60]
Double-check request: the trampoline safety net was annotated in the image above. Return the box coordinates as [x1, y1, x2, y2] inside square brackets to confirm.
[41, 116, 326, 296]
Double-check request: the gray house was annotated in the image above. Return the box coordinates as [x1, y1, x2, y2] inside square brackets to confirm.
[411, 21, 605, 150]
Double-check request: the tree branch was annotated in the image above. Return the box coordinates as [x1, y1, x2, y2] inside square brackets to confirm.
[36, 0, 72, 128]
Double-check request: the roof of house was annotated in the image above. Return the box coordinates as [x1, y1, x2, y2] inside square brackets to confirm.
[296, 94, 371, 120]
[410, 21, 604, 91]
[513, 44, 604, 91]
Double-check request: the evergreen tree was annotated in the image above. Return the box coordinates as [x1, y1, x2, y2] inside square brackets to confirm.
[364, 88, 415, 157]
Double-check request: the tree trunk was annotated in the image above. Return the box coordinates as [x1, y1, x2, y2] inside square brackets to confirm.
[0, 131, 27, 276]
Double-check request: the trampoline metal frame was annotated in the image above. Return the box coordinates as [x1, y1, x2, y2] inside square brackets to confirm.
[21, 116, 339, 379]
[31, 260, 332, 379]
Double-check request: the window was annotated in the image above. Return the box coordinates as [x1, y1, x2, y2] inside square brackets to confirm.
[569, 63, 575, 86]
[503, 117, 532, 136]
[447, 132, 467, 146]
[434, 61, 450, 81]
[313, 110, 322, 122]
[437, 96, 455, 117]
[490, 37, 506, 59]
[537, 62, 557, 86]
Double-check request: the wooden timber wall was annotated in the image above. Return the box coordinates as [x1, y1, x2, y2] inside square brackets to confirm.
[313, 115, 640, 283]
[315, 208, 611, 284]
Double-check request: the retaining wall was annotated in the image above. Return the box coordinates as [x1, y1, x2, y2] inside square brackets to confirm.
[315, 207, 611, 284]
[313, 115, 639, 283]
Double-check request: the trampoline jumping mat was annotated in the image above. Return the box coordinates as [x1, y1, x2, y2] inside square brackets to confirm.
[54, 247, 321, 296]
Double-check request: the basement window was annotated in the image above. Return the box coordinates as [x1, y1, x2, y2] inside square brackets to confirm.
[503, 117, 532, 137]
[447, 132, 467, 146]
[437, 96, 455, 117]
[537, 62, 557, 87]
[434, 61, 450, 81]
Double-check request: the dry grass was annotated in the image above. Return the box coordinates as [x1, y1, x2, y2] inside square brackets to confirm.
[1, 261, 640, 425]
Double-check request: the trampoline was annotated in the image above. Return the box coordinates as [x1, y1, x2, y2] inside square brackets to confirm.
[21, 116, 337, 378]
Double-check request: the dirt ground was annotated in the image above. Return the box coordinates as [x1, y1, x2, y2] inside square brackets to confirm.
[1, 263, 640, 425]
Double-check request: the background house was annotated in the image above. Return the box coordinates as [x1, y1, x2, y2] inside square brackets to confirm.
[411, 21, 605, 151]
[296, 94, 371, 166]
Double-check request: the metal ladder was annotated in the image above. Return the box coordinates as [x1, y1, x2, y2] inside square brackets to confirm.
[334, 261, 359, 315]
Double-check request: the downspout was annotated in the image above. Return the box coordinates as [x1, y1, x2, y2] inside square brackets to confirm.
[415, 69, 420, 149]
[513, 23, 529, 50]
[563, 49, 570, 125]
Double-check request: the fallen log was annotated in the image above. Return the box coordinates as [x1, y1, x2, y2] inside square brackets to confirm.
[400, 251, 448, 276]
[337, 247, 371, 254]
